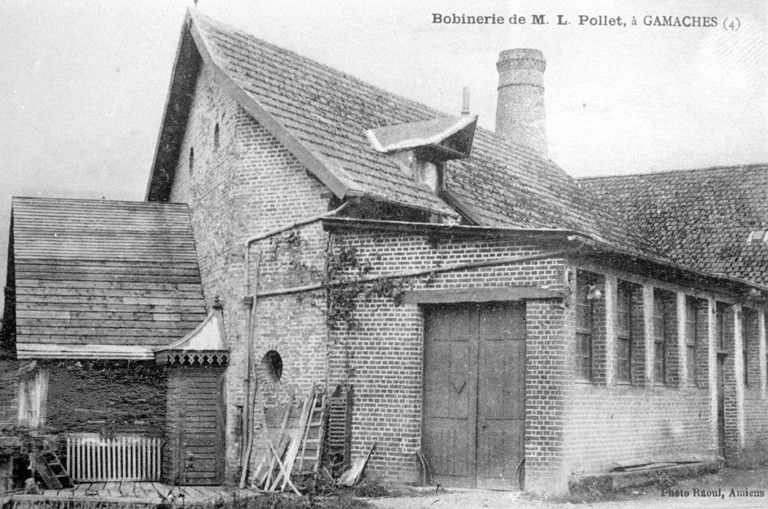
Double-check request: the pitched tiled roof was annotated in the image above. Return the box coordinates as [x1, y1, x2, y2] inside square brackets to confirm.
[149, 10, 663, 260]
[580, 164, 768, 285]
[7, 197, 207, 359]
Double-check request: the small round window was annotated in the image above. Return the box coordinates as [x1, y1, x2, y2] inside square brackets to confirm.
[262, 350, 283, 382]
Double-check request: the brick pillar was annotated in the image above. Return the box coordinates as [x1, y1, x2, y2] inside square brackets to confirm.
[677, 292, 688, 387]
[524, 300, 570, 494]
[643, 285, 655, 387]
[759, 308, 767, 400]
[604, 275, 617, 386]
[708, 298, 718, 449]
[733, 303, 746, 447]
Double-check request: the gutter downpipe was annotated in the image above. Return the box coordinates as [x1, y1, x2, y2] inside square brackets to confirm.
[238, 200, 354, 488]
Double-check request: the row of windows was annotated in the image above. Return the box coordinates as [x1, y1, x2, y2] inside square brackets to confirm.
[574, 273, 767, 388]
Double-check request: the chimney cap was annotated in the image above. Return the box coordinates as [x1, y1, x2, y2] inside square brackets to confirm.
[497, 48, 546, 72]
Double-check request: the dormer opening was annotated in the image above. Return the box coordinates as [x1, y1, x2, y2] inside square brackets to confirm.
[412, 155, 444, 193]
[392, 150, 445, 193]
[367, 114, 477, 195]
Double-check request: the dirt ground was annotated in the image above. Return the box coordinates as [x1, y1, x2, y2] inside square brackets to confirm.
[366, 466, 768, 509]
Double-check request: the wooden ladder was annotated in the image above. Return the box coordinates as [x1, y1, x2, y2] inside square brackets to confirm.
[295, 389, 327, 474]
[33, 450, 74, 489]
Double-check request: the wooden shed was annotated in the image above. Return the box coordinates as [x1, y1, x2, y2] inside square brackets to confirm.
[1, 197, 227, 486]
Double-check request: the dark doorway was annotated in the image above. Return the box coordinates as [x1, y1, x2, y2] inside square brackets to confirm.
[422, 302, 526, 489]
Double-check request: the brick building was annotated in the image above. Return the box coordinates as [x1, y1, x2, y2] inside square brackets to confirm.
[3, 8, 768, 495]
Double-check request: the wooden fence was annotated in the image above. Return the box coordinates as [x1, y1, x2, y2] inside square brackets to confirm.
[65, 434, 162, 482]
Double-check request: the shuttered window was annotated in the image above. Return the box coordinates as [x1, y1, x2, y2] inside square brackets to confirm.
[686, 298, 698, 386]
[616, 282, 632, 383]
[716, 306, 725, 351]
[743, 312, 750, 388]
[575, 281, 593, 381]
[654, 296, 667, 384]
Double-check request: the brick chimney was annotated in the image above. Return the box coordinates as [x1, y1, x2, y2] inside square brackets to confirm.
[495, 48, 547, 154]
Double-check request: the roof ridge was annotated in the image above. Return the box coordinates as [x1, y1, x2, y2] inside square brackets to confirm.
[191, 8, 557, 164]
[191, 10, 449, 117]
[579, 162, 768, 181]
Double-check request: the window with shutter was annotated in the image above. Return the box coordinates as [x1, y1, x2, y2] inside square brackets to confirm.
[616, 282, 632, 383]
[575, 275, 594, 382]
[654, 296, 667, 385]
[686, 298, 698, 386]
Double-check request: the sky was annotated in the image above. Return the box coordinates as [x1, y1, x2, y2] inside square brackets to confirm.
[0, 0, 766, 307]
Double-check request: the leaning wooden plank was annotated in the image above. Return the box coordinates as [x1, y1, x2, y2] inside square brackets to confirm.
[276, 386, 314, 492]
[338, 443, 376, 487]
[265, 440, 301, 496]
[256, 400, 292, 487]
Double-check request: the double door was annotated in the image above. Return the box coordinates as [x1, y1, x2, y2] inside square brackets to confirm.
[423, 302, 526, 489]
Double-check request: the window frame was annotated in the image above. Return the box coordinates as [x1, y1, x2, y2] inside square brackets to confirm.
[575, 278, 594, 382]
[716, 305, 725, 351]
[654, 295, 667, 385]
[743, 311, 750, 388]
[616, 282, 632, 383]
[685, 298, 699, 387]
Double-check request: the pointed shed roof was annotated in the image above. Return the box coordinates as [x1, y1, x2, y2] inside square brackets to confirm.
[155, 306, 228, 366]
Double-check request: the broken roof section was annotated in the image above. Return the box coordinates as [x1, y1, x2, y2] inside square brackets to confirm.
[5, 197, 207, 360]
[145, 9, 665, 261]
[367, 115, 478, 161]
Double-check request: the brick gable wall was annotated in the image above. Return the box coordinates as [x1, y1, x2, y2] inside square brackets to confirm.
[167, 64, 330, 482]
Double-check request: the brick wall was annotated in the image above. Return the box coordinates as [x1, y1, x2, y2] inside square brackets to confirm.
[166, 63, 330, 481]
[45, 361, 166, 437]
[326, 230, 567, 490]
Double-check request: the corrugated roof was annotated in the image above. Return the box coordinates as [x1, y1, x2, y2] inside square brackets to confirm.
[10, 197, 206, 359]
[148, 10, 663, 260]
[580, 164, 768, 285]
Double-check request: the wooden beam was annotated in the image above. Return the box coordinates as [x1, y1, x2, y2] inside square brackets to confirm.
[573, 260, 750, 306]
[399, 286, 561, 305]
[16, 343, 155, 360]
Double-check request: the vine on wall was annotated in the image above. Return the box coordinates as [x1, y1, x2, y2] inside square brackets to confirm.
[325, 245, 406, 330]
[45, 360, 167, 437]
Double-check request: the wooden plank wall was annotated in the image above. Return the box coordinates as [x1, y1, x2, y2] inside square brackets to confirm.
[10, 198, 206, 351]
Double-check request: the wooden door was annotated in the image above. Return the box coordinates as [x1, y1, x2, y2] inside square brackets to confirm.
[423, 302, 526, 489]
[165, 367, 226, 485]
